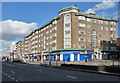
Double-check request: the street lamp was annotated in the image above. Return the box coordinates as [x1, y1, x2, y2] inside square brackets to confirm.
[49, 49, 51, 66]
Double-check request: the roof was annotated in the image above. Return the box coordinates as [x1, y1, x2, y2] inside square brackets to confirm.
[59, 5, 79, 13]
[25, 15, 60, 38]
[76, 12, 118, 21]
[61, 5, 78, 10]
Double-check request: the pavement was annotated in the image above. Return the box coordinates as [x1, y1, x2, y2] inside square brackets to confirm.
[2, 61, 120, 83]
[26, 60, 120, 66]
[25, 60, 120, 76]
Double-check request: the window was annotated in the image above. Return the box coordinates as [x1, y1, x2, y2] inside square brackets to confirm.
[52, 27, 57, 30]
[79, 38, 85, 42]
[52, 33, 57, 38]
[52, 21, 55, 25]
[52, 40, 57, 44]
[105, 27, 108, 31]
[47, 26, 49, 29]
[50, 42, 52, 45]
[79, 23, 85, 27]
[105, 21, 108, 25]
[50, 35, 52, 39]
[87, 38, 90, 42]
[98, 20, 103, 24]
[87, 32, 90, 36]
[110, 21, 116, 25]
[110, 34, 116, 37]
[99, 33, 103, 37]
[41, 44, 43, 47]
[78, 30, 85, 34]
[79, 16, 85, 20]
[87, 46, 91, 49]
[43, 28, 45, 30]
[92, 19, 96, 23]
[65, 23, 70, 27]
[98, 27, 103, 30]
[41, 39, 43, 42]
[41, 34, 43, 36]
[41, 29, 43, 32]
[46, 42, 49, 46]
[46, 31, 49, 34]
[79, 45, 85, 49]
[98, 40, 103, 43]
[110, 28, 116, 31]
[105, 41, 109, 43]
[110, 40, 116, 44]
[110, 47, 113, 50]
[46, 37, 49, 40]
[52, 47, 56, 50]
[106, 47, 109, 50]
[50, 30, 52, 33]
[87, 18, 90, 22]
[50, 24, 52, 27]
[105, 34, 108, 37]
[113, 47, 116, 50]
[87, 25, 90, 28]
[65, 30, 71, 34]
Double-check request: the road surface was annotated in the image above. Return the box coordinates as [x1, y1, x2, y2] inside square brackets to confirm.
[1, 61, 120, 83]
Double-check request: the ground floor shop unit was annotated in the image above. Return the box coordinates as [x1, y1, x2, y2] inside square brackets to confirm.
[24, 49, 93, 62]
[94, 50, 120, 60]
[45, 50, 93, 62]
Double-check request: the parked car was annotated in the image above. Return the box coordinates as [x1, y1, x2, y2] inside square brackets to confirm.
[12, 60, 26, 64]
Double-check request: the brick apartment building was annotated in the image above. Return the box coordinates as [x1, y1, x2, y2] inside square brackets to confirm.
[15, 5, 118, 61]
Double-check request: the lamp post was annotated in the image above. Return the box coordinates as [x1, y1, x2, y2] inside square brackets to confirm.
[49, 49, 51, 66]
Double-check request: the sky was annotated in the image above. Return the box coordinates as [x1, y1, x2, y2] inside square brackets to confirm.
[1, 0, 120, 56]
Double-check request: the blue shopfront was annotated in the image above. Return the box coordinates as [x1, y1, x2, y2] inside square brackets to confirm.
[80, 54, 92, 61]
[50, 51, 93, 62]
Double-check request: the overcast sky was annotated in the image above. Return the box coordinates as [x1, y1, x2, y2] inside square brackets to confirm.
[1, 0, 120, 56]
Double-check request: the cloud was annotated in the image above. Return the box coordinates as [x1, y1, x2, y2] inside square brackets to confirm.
[85, 0, 115, 14]
[1, 20, 38, 41]
[0, 20, 38, 56]
[0, 40, 13, 56]
[113, 11, 120, 19]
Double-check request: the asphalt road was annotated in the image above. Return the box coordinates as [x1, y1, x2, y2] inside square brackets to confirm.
[1, 61, 120, 83]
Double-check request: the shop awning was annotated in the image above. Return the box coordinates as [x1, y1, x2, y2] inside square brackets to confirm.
[36, 54, 41, 56]
[100, 50, 119, 52]
[73, 51, 80, 54]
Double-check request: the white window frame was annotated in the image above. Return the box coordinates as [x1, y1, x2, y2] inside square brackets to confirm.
[79, 23, 85, 27]
[87, 25, 91, 28]
[87, 18, 90, 22]
[79, 16, 85, 20]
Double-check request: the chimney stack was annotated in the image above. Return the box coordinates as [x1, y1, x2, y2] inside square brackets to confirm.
[89, 13, 96, 15]
[74, 5, 77, 7]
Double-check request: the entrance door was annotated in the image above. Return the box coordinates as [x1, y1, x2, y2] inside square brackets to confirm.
[74, 54, 78, 61]
[50, 56, 53, 61]
[54, 56, 56, 61]
[63, 54, 70, 61]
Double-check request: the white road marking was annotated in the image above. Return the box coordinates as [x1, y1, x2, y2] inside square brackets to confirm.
[5, 74, 7, 76]
[11, 71, 15, 73]
[16, 80, 19, 82]
[8, 75, 11, 77]
[67, 76, 77, 79]
[38, 70, 42, 71]
[12, 77, 14, 80]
